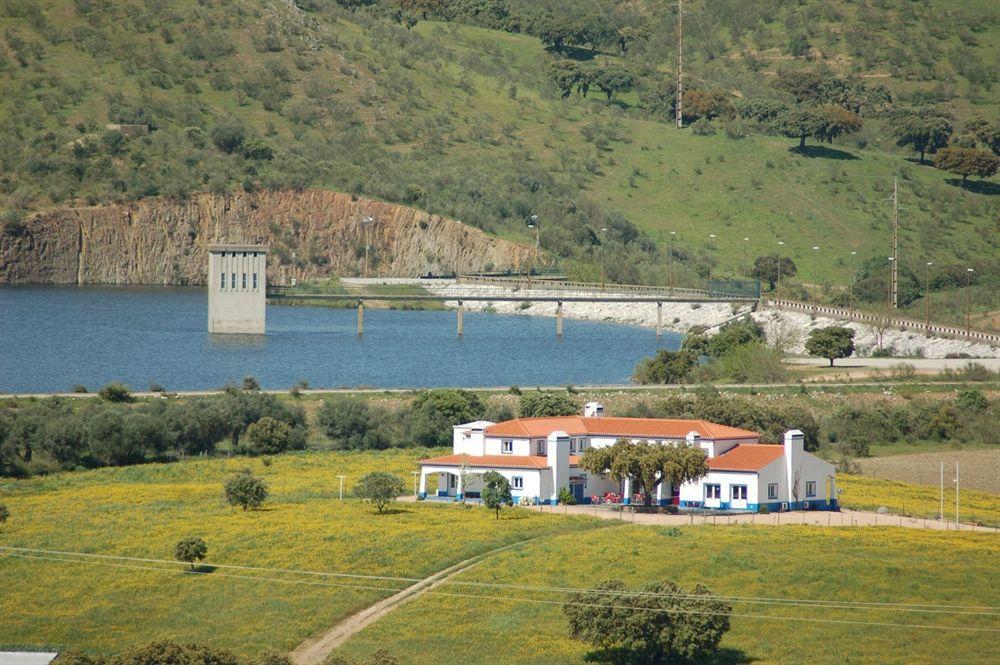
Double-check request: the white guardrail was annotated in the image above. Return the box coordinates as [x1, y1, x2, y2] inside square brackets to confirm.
[455, 275, 717, 299]
[766, 299, 1000, 345]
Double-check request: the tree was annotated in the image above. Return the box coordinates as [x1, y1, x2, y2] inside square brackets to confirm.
[681, 89, 733, 122]
[174, 536, 208, 570]
[354, 471, 405, 514]
[0, 503, 9, 529]
[805, 327, 856, 366]
[245, 416, 292, 454]
[970, 119, 999, 155]
[481, 470, 513, 518]
[889, 109, 953, 163]
[409, 389, 485, 446]
[593, 66, 635, 101]
[519, 391, 578, 417]
[211, 120, 246, 154]
[224, 469, 268, 510]
[549, 60, 582, 98]
[735, 99, 788, 125]
[316, 397, 387, 450]
[564, 579, 731, 664]
[788, 33, 810, 58]
[579, 440, 707, 506]
[772, 70, 824, 104]
[775, 107, 826, 149]
[933, 147, 999, 185]
[752, 255, 797, 290]
[632, 350, 697, 385]
[108, 642, 242, 665]
[616, 25, 648, 54]
[815, 106, 863, 143]
[98, 382, 133, 403]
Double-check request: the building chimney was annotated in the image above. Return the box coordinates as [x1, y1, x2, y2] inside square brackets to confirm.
[547, 430, 570, 504]
[583, 402, 604, 418]
[686, 430, 711, 457]
[784, 429, 804, 508]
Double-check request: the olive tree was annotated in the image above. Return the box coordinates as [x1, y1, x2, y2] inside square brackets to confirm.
[174, 536, 207, 570]
[354, 471, 405, 514]
[481, 470, 513, 519]
[579, 440, 708, 506]
[805, 326, 856, 366]
[224, 469, 269, 511]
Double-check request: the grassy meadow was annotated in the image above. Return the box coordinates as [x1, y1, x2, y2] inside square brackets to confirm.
[333, 524, 1000, 664]
[0, 448, 598, 656]
[838, 473, 1000, 527]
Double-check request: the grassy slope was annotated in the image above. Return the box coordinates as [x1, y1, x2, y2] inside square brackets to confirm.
[334, 525, 1000, 664]
[0, 449, 596, 655]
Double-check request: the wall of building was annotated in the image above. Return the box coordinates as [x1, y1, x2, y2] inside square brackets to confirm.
[207, 247, 266, 333]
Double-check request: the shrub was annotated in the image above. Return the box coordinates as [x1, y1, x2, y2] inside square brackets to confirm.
[757, 505, 769, 514]
[72, 384, 89, 393]
[519, 391, 578, 417]
[211, 120, 247, 153]
[482, 470, 513, 519]
[224, 469, 269, 511]
[956, 389, 989, 413]
[109, 642, 241, 665]
[558, 486, 576, 505]
[174, 536, 207, 570]
[245, 416, 293, 454]
[409, 390, 485, 446]
[0, 503, 9, 527]
[354, 471, 405, 514]
[690, 118, 715, 135]
[317, 397, 387, 450]
[98, 382, 133, 403]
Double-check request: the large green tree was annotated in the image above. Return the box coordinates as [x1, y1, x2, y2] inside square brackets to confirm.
[632, 350, 697, 385]
[519, 391, 578, 417]
[354, 471, 405, 514]
[481, 470, 513, 518]
[410, 389, 485, 446]
[579, 440, 707, 506]
[564, 579, 731, 664]
[224, 469, 269, 511]
[805, 326, 856, 366]
[889, 109, 953, 163]
[174, 536, 208, 571]
[752, 255, 797, 290]
[933, 147, 999, 185]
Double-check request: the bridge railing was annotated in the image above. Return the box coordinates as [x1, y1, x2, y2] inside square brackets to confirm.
[454, 275, 747, 299]
[766, 299, 1000, 345]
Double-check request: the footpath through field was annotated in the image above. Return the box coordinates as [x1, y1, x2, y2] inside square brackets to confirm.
[289, 534, 556, 665]
[523, 503, 998, 532]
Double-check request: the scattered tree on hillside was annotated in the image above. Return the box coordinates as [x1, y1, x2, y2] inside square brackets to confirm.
[682, 89, 733, 122]
[776, 106, 861, 150]
[933, 147, 999, 185]
[224, 469, 269, 511]
[392, 0, 445, 20]
[888, 109, 953, 163]
[805, 327, 856, 366]
[593, 65, 636, 101]
[519, 390, 578, 417]
[579, 439, 707, 506]
[633, 349, 697, 384]
[174, 536, 208, 570]
[735, 98, 788, 125]
[564, 579, 731, 663]
[616, 25, 649, 54]
[109, 642, 243, 665]
[481, 470, 513, 518]
[752, 255, 797, 290]
[549, 60, 582, 98]
[773, 70, 825, 104]
[815, 106, 863, 143]
[970, 119, 999, 155]
[354, 471, 405, 514]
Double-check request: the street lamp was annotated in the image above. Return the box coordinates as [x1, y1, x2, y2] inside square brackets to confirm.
[924, 261, 933, 328]
[965, 268, 974, 336]
[600, 227, 608, 288]
[886, 257, 895, 308]
[848, 251, 857, 313]
[811, 245, 820, 292]
[361, 215, 373, 278]
[707, 234, 717, 288]
[528, 214, 540, 250]
[776, 240, 785, 301]
[743, 237, 750, 277]
[668, 231, 676, 291]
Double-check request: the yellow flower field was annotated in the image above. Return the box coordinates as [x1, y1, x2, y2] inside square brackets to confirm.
[838, 473, 1000, 527]
[333, 525, 1000, 664]
[0, 449, 596, 656]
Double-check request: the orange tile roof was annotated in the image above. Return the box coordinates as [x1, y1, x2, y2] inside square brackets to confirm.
[707, 444, 785, 472]
[419, 454, 581, 470]
[485, 416, 758, 441]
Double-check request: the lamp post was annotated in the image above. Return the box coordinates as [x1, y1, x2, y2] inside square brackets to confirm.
[707, 234, 717, 290]
[668, 231, 676, 291]
[965, 268, 974, 337]
[600, 227, 608, 288]
[811, 245, 820, 295]
[848, 251, 857, 313]
[924, 261, 933, 328]
[743, 237, 750, 278]
[776, 240, 785, 301]
[886, 257, 895, 308]
[361, 216, 373, 278]
[526, 215, 539, 286]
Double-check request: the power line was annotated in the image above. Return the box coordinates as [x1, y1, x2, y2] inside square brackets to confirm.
[3, 546, 998, 617]
[5, 552, 999, 635]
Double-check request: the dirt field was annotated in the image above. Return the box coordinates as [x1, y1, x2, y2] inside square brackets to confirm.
[855, 448, 1000, 493]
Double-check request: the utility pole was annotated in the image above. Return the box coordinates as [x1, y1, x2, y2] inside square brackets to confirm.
[776, 240, 785, 302]
[675, 0, 683, 129]
[362, 216, 373, 279]
[891, 178, 899, 308]
[924, 261, 933, 328]
[668, 231, 676, 290]
[965, 268, 974, 337]
[849, 250, 857, 313]
[939, 461, 944, 522]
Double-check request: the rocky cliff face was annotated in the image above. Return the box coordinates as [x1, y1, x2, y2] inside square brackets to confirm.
[0, 190, 538, 285]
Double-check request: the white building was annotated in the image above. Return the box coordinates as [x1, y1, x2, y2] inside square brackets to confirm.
[208, 244, 267, 334]
[418, 403, 837, 511]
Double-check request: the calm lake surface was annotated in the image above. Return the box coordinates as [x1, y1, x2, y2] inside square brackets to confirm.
[0, 286, 681, 393]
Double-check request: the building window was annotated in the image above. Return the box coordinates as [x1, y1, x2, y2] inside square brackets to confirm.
[231, 273, 236, 289]
[732, 485, 748, 501]
[242, 273, 247, 289]
[512, 476, 524, 490]
[449, 475, 456, 488]
[806, 481, 816, 498]
[501, 440, 513, 454]
[579, 438, 588, 451]
[569, 439, 576, 453]
[253, 252, 258, 257]
[220, 273, 226, 290]
[536, 439, 546, 456]
[705, 484, 721, 500]
[252, 273, 258, 290]
[768, 483, 778, 500]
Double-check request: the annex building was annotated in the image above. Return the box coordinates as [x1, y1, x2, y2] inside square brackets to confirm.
[418, 402, 837, 512]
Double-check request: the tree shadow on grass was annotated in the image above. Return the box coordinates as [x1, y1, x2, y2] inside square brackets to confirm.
[375, 507, 414, 516]
[790, 145, 859, 160]
[184, 564, 218, 575]
[501, 510, 532, 520]
[943, 178, 1000, 195]
[546, 45, 603, 62]
[584, 646, 753, 664]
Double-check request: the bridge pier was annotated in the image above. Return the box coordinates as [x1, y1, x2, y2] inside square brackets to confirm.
[457, 300, 464, 337]
[357, 301, 364, 336]
[656, 301, 662, 337]
[556, 301, 563, 337]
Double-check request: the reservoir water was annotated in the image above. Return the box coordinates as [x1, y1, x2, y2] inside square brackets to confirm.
[0, 286, 681, 393]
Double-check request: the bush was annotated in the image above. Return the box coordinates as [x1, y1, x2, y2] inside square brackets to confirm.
[518, 391, 578, 417]
[690, 118, 715, 135]
[245, 416, 293, 454]
[109, 642, 242, 665]
[98, 382, 133, 403]
[316, 397, 387, 449]
[174, 536, 208, 570]
[211, 120, 247, 153]
[558, 486, 576, 505]
[408, 390, 485, 446]
[0, 503, 9, 527]
[354, 471, 405, 514]
[956, 389, 989, 413]
[757, 505, 769, 514]
[224, 469, 269, 511]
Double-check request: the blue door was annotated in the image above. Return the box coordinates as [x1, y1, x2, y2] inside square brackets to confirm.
[572, 483, 585, 503]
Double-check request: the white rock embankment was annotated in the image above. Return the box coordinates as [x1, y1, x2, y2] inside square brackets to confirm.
[419, 281, 1000, 359]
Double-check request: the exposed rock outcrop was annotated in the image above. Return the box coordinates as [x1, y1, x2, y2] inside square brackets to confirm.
[0, 190, 538, 285]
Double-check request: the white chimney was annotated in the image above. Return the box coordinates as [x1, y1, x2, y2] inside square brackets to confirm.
[583, 402, 604, 418]
[784, 429, 804, 507]
[547, 430, 570, 503]
[686, 430, 711, 457]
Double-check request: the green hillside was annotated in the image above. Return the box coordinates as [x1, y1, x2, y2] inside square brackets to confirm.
[0, 0, 997, 322]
